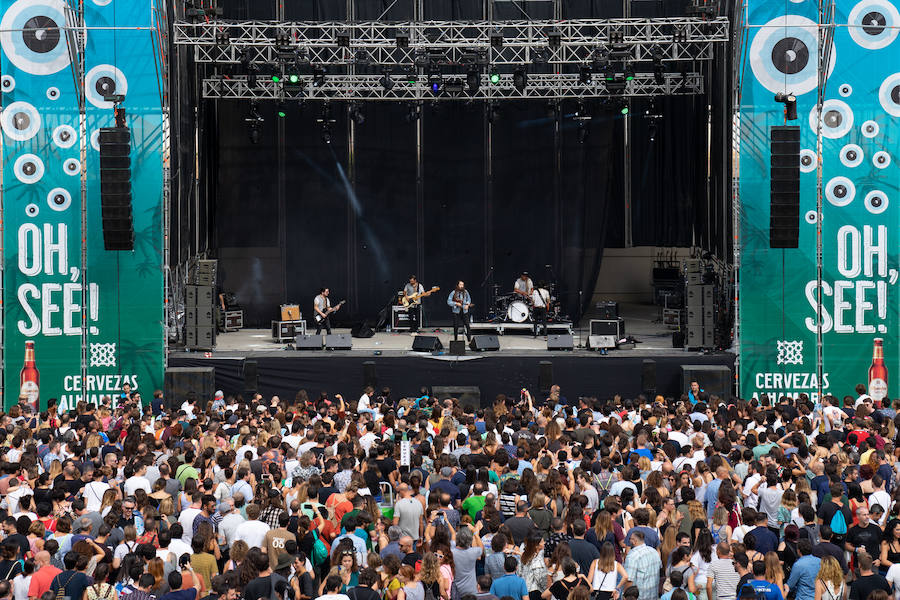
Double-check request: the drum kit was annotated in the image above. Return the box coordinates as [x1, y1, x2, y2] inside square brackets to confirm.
[488, 283, 565, 323]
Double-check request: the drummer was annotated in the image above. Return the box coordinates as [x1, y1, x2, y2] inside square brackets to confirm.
[513, 272, 534, 301]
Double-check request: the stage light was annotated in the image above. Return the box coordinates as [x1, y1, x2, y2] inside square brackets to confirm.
[775, 92, 798, 121]
[336, 30, 351, 48]
[548, 29, 562, 49]
[654, 64, 665, 85]
[619, 101, 629, 115]
[271, 74, 281, 83]
[246, 101, 263, 144]
[489, 72, 501, 85]
[380, 72, 395, 91]
[405, 103, 421, 123]
[488, 102, 501, 124]
[247, 65, 259, 88]
[579, 66, 593, 85]
[215, 31, 229, 46]
[395, 30, 410, 48]
[623, 65, 635, 81]
[313, 68, 326, 87]
[321, 127, 332, 144]
[289, 74, 299, 84]
[648, 121, 658, 142]
[490, 31, 504, 48]
[513, 69, 528, 92]
[276, 101, 286, 118]
[467, 69, 481, 93]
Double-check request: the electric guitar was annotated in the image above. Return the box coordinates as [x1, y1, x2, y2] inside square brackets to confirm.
[314, 300, 345, 323]
[400, 286, 440, 307]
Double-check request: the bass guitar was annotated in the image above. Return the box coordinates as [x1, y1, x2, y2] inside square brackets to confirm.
[400, 286, 440, 307]
[314, 300, 345, 323]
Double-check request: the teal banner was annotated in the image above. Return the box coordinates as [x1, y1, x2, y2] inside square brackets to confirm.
[739, 1, 900, 401]
[1, 0, 165, 409]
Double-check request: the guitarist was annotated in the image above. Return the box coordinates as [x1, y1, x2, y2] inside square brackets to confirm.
[402, 275, 425, 333]
[313, 287, 340, 335]
[447, 280, 473, 342]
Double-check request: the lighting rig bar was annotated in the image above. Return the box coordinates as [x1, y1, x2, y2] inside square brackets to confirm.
[174, 17, 729, 66]
[200, 72, 704, 101]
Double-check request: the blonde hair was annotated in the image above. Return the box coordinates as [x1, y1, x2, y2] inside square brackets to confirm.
[420, 553, 441, 585]
[817, 555, 843, 590]
[764, 551, 784, 585]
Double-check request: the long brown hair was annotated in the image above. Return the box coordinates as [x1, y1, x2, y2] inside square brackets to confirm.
[521, 532, 543, 565]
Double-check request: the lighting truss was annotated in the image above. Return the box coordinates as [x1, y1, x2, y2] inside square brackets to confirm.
[201, 72, 704, 101]
[174, 17, 729, 67]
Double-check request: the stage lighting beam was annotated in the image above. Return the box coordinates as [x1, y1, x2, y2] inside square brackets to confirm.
[513, 69, 527, 92]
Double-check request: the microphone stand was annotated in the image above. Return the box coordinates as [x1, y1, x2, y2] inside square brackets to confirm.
[479, 266, 495, 321]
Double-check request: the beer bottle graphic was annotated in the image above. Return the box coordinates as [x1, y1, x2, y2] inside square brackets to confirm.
[869, 338, 888, 403]
[19, 341, 39, 412]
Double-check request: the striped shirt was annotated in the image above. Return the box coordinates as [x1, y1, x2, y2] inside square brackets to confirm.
[708, 558, 742, 600]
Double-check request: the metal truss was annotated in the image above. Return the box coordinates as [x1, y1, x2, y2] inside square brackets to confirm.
[174, 17, 729, 67]
[201, 72, 704, 100]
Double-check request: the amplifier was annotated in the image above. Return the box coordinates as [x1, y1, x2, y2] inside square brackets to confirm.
[272, 320, 306, 342]
[280, 304, 301, 321]
[590, 318, 625, 338]
[391, 306, 421, 331]
[595, 301, 618, 320]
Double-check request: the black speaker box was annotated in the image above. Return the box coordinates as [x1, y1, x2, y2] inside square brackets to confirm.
[538, 361, 553, 395]
[672, 331, 685, 348]
[547, 334, 574, 351]
[324, 334, 352, 350]
[642, 359, 657, 397]
[680, 365, 733, 402]
[242, 359, 258, 394]
[596, 301, 619, 320]
[351, 321, 375, 338]
[295, 334, 323, 350]
[470, 335, 500, 352]
[770, 126, 800, 249]
[449, 340, 466, 356]
[412, 335, 443, 352]
[99, 126, 134, 251]
[164, 367, 215, 410]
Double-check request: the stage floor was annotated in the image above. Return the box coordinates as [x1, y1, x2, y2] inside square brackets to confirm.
[202, 302, 689, 357]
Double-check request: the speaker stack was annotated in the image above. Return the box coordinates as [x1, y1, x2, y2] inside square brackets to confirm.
[770, 126, 800, 248]
[185, 284, 216, 350]
[99, 127, 134, 251]
[684, 273, 715, 350]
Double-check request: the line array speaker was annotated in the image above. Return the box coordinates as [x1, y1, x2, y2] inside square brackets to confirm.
[99, 127, 134, 251]
[770, 126, 800, 248]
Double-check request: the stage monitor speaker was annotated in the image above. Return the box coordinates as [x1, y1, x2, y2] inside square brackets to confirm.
[449, 340, 466, 356]
[351, 321, 375, 338]
[242, 359, 258, 394]
[363, 361, 377, 388]
[99, 127, 134, 251]
[770, 126, 800, 248]
[538, 361, 553, 395]
[412, 335, 443, 352]
[642, 359, 657, 397]
[588, 335, 616, 349]
[547, 334, 574, 351]
[680, 365, 733, 402]
[433, 386, 482, 411]
[295, 334, 323, 350]
[325, 334, 352, 350]
[164, 367, 215, 410]
[470, 335, 500, 352]
[672, 331, 685, 348]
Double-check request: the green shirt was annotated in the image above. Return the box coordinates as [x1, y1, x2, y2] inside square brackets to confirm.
[752, 443, 777, 460]
[175, 463, 199, 486]
[462, 495, 487, 520]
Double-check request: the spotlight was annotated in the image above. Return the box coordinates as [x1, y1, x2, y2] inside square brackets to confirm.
[271, 74, 281, 83]
[531, 47, 551, 65]
[548, 29, 562, 49]
[245, 101, 263, 144]
[579, 66, 593, 85]
[215, 31, 229, 46]
[775, 92, 798, 121]
[654, 64, 665, 85]
[284, 73, 305, 95]
[380, 71, 395, 91]
[336, 30, 351, 48]
[648, 121, 658, 142]
[249, 124, 261, 144]
[489, 72, 501, 85]
[275, 32, 293, 52]
[405, 103, 421, 123]
[490, 31, 504, 48]
[321, 127, 332, 144]
[609, 30, 624, 45]
[488, 102, 501, 124]
[428, 69, 442, 95]
[276, 101, 286, 118]
[313, 67, 326, 88]
[395, 30, 410, 48]
[247, 64, 258, 88]
[513, 69, 527, 92]
[249, 101, 261, 121]
[673, 27, 688, 43]
[354, 50, 372, 66]
[618, 100, 629, 115]
[623, 65, 635, 81]
[349, 104, 365, 125]
[467, 69, 481, 94]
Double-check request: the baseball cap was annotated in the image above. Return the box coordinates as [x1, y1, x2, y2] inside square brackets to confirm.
[215, 390, 224, 399]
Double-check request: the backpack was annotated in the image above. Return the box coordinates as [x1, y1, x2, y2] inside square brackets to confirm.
[829, 507, 848, 535]
[423, 582, 438, 600]
[310, 530, 329, 566]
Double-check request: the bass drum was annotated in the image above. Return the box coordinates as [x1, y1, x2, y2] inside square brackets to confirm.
[506, 301, 531, 323]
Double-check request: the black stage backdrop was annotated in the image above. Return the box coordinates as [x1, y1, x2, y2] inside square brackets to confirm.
[196, 0, 728, 326]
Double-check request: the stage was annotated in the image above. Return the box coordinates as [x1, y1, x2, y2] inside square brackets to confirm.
[167, 303, 736, 403]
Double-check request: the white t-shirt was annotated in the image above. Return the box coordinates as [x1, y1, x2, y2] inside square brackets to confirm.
[178, 507, 201, 543]
[124, 475, 151, 496]
[885, 563, 900, 600]
[83, 481, 111, 512]
[168, 538, 192, 561]
[358, 394, 372, 412]
[870, 490, 892, 524]
[531, 288, 550, 308]
[234, 519, 271, 548]
[742, 473, 762, 509]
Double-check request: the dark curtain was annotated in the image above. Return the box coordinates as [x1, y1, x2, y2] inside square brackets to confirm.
[629, 96, 707, 247]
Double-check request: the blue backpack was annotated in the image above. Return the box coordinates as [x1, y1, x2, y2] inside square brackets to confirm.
[829, 507, 848, 535]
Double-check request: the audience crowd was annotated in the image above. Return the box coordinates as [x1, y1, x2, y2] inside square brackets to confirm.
[0, 383, 897, 600]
